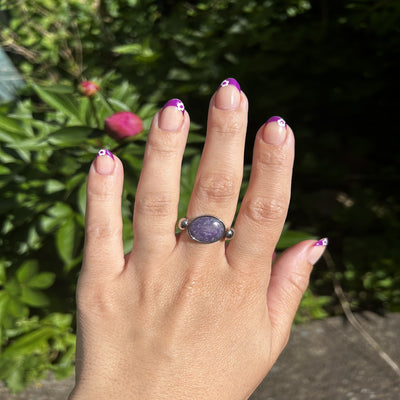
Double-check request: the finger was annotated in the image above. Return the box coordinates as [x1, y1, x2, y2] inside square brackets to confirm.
[182, 79, 248, 246]
[133, 99, 190, 256]
[227, 117, 294, 272]
[267, 238, 328, 361]
[82, 149, 125, 278]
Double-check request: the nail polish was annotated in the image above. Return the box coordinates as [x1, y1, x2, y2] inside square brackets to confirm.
[95, 149, 115, 175]
[162, 98, 185, 114]
[262, 116, 287, 145]
[215, 78, 241, 110]
[314, 238, 329, 247]
[266, 116, 286, 128]
[97, 148, 114, 159]
[159, 98, 185, 131]
[308, 237, 329, 265]
[219, 78, 241, 92]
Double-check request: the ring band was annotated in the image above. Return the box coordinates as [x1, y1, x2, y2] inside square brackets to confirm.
[178, 215, 234, 244]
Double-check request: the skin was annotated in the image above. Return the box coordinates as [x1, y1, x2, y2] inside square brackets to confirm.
[69, 81, 327, 400]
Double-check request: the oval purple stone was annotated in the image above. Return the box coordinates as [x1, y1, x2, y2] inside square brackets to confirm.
[187, 216, 226, 244]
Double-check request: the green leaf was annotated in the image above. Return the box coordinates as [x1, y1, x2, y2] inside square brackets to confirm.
[0, 115, 22, 135]
[42, 313, 72, 329]
[5, 137, 50, 151]
[1, 326, 55, 357]
[0, 260, 6, 285]
[32, 84, 82, 123]
[0, 129, 23, 145]
[56, 217, 77, 264]
[20, 287, 49, 308]
[48, 126, 101, 147]
[0, 291, 10, 324]
[77, 181, 87, 215]
[65, 172, 86, 193]
[276, 230, 316, 250]
[7, 297, 29, 319]
[39, 214, 61, 234]
[113, 43, 143, 54]
[106, 98, 131, 112]
[11, 148, 31, 163]
[45, 179, 65, 194]
[16, 260, 39, 284]
[47, 202, 73, 219]
[0, 361, 26, 394]
[27, 273, 56, 289]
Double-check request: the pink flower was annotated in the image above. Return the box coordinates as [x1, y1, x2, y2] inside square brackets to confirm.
[104, 111, 144, 141]
[78, 81, 100, 97]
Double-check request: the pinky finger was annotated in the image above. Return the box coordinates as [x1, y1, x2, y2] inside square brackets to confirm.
[266, 238, 328, 361]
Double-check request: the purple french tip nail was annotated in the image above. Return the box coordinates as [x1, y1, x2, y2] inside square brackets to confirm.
[314, 238, 329, 247]
[163, 98, 185, 114]
[219, 78, 241, 92]
[97, 149, 114, 159]
[266, 116, 287, 128]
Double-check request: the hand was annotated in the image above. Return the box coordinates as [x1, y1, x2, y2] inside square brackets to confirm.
[69, 78, 327, 400]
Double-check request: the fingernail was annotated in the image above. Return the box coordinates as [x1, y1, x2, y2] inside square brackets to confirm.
[262, 116, 287, 145]
[215, 78, 241, 110]
[308, 238, 329, 265]
[94, 149, 115, 175]
[159, 99, 185, 131]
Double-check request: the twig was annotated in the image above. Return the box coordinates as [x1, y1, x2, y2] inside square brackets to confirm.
[1, 41, 38, 62]
[323, 249, 400, 379]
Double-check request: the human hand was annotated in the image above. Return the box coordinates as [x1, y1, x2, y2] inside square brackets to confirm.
[69, 78, 327, 400]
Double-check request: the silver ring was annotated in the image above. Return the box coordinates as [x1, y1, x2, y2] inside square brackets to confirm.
[178, 215, 234, 244]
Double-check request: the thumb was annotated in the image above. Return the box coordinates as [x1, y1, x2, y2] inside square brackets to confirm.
[266, 238, 328, 361]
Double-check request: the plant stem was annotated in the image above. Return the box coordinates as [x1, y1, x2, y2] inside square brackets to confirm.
[89, 97, 101, 129]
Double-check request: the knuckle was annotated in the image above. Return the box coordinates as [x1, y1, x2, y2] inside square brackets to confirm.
[287, 271, 310, 296]
[135, 192, 175, 217]
[77, 284, 119, 319]
[86, 223, 122, 241]
[275, 271, 310, 300]
[147, 135, 179, 160]
[210, 115, 243, 136]
[196, 173, 238, 203]
[243, 196, 288, 226]
[256, 146, 292, 171]
[87, 186, 118, 201]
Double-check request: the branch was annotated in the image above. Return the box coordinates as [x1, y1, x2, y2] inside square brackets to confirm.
[323, 250, 400, 379]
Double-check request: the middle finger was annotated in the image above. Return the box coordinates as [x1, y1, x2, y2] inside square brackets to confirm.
[182, 78, 248, 245]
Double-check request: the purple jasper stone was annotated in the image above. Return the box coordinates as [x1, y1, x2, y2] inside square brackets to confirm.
[188, 216, 226, 244]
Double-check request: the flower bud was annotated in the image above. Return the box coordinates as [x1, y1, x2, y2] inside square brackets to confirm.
[78, 81, 100, 97]
[104, 111, 144, 141]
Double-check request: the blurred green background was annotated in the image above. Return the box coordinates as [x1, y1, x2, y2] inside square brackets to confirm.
[0, 0, 399, 392]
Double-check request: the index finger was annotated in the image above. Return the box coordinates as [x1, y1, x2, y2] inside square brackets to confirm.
[82, 150, 125, 278]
